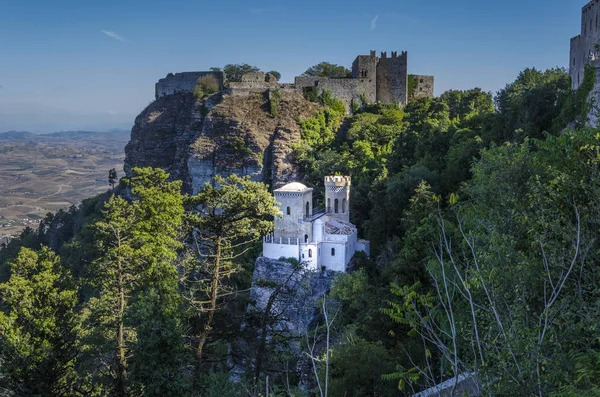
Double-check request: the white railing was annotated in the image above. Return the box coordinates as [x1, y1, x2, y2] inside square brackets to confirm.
[263, 233, 299, 246]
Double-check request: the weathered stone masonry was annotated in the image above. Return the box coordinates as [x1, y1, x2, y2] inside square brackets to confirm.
[155, 71, 225, 98]
[570, 0, 600, 89]
[154, 50, 434, 109]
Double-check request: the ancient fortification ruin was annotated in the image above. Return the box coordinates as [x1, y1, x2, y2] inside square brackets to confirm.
[155, 50, 434, 110]
[570, 0, 600, 89]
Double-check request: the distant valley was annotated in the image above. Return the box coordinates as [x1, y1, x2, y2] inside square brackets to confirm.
[0, 129, 129, 239]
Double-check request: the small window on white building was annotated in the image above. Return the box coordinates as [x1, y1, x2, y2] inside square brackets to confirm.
[286, 206, 291, 215]
[327, 198, 331, 212]
[305, 234, 309, 243]
[306, 201, 310, 217]
[342, 198, 346, 213]
[309, 249, 312, 258]
[334, 199, 339, 213]
[331, 248, 335, 256]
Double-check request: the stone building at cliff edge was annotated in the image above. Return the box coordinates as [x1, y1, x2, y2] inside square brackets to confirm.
[155, 50, 434, 110]
[262, 176, 370, 272]
[570, 0, 600, 89]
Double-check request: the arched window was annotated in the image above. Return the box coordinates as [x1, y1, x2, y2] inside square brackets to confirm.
[331, 248, 335, 256]
[304, 234, 309, 243]
[334, 198, 339, 213]
[286, 206, 291, 215]
[327, 198, 331, 212]
[308, 249, 312, 258]
[342, 198, 346, 213]
[306, 201, 310, 217]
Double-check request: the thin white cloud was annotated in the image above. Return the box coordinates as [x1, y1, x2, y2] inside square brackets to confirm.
[370, 15, 379, 31]
[101, 30, 126, 42]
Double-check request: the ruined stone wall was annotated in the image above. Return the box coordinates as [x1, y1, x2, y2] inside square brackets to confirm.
[411, 75, 435, 99]
[571, 0, 600, 89]
[155, 71, 225, 98]
[376, 51, 408, 105]
[294, 76, 373, 112]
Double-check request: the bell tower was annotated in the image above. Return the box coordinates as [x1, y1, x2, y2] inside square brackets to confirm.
[325, 176, 351, 223]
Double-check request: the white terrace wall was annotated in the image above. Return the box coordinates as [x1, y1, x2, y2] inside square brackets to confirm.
[263, 235, 300, 261]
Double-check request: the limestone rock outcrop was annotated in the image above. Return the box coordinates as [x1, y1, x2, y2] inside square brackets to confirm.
[124, 90, 319, 193]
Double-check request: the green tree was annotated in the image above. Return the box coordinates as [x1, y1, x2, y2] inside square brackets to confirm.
[0, 247, 85, 396]
[266, 70, 281, 80]
[217, 63, 261, 82]
[183, 174, 280, 369]
[87, 167, 187, 396]
[108, 168, 118, 190]
[302, 62, 352, 78]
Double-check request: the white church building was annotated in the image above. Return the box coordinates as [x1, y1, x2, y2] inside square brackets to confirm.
[262, 176, 370, 272]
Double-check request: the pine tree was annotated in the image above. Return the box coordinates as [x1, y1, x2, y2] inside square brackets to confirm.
[87, 167, 188, 396]
[183, 175, 280, 370]
[0, 247, 85, 396]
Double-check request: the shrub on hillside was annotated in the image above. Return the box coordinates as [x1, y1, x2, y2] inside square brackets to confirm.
[194, 75, 220, 101]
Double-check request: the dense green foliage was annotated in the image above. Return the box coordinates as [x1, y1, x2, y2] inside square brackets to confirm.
[293, 66, 599, 395]
[1, 65, 598, 396]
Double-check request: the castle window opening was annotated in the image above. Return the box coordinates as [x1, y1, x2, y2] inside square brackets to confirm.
[287, 206, 291, 216]
[420, 78, 424, 83]
[334, 199, 339, 213]
[331, 248, 335, 256]
[342, 198, 346, 213]
[309, 249, 312, 258]
[305, 234, 309, 243]
[306, 202, 310, 217]
[327, 198, 331, 211]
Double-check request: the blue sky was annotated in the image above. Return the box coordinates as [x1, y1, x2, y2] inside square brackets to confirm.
[0, 0, 585, 132]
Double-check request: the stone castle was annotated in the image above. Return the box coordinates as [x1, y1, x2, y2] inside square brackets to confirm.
[262, 176, 369, 272]
[155, 50, 434, 110]
[570, 0, 600, 89]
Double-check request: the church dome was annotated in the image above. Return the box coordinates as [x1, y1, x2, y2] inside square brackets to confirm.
[275, 182, 309, 192]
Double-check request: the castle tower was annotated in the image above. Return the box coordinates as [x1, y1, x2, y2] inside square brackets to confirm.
[273, 182, 314, 240]
[352, 51, 378, 103]
[570, 0, 600, 89]
[376, 51, 408, 105]
[325, 176, 351, 223]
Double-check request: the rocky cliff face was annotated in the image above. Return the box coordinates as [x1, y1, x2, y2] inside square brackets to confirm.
[125, 90, 319, 193]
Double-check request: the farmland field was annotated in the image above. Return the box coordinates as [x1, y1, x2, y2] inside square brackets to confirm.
[0, 130, 129, 239]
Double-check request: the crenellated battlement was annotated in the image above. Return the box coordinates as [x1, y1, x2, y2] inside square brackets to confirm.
[583, 0, 600, 11]
[324, 175, 351, 186]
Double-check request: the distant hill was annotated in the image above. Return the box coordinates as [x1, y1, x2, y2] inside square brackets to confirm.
[0, 129, 130, 140]
[0, 131, 36, 140]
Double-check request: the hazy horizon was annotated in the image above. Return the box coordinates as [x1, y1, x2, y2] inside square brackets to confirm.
[0, 0, 583, 132]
